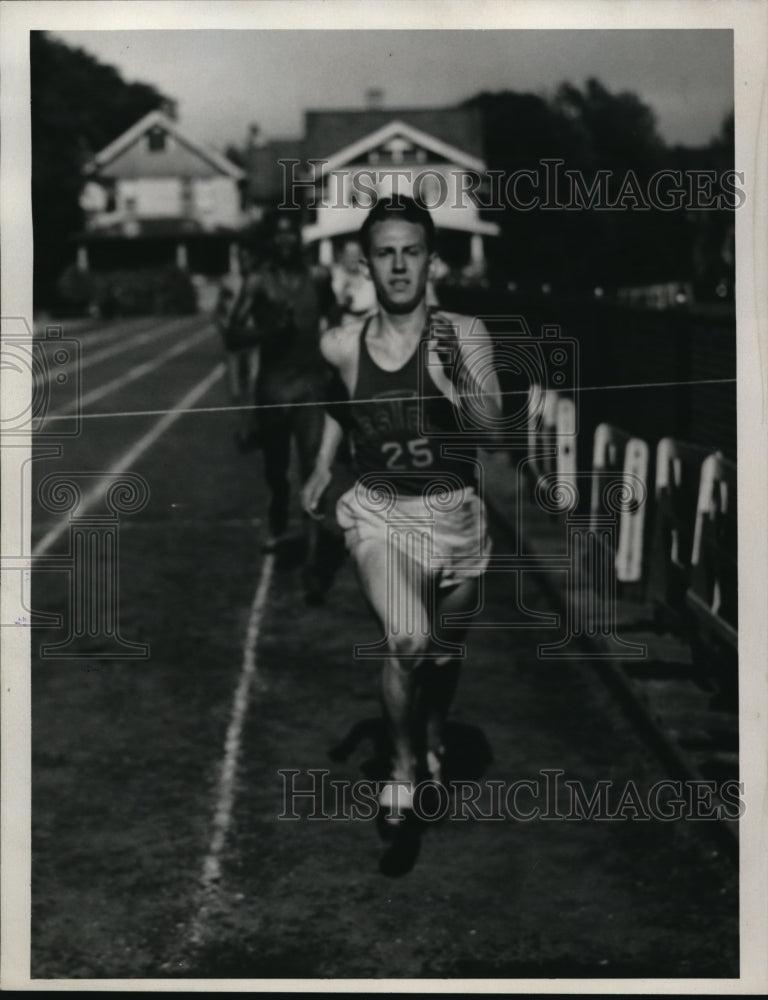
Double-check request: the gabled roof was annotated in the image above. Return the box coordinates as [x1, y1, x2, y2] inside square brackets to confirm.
[304, 106, 485, 163]
[318, 119, 486, 175]
[86, 109, 245, 180]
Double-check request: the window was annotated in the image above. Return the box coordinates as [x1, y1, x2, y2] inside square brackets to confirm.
[148, 127, 166, 153]
[196, 182, 214, 212]
[180, 177, 194, 216]
[384, 137, 411, 165]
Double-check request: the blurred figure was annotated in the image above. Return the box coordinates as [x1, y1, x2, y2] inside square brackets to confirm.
[331, 238, 377, 325]
[427, 252, 448, 306]
[234, 209, 340, 602]
[214, 235, 263, 446]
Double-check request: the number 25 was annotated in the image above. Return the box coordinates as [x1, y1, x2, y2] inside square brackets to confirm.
[382, 438, 434, 469]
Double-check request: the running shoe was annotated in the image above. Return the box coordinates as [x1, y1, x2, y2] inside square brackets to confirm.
[378, 819, 421, 877]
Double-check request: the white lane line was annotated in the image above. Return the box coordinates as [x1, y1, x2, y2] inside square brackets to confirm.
[32, 362, 225, 557]
[39, 314, 204, 383]
[37, 317, 179, 382]
[50, 325, 215, 416]
[187, 552, 275, 948]
[32, 519, 263, 536]
[119, 518, 263, 530]
[35, 315, 151, 344]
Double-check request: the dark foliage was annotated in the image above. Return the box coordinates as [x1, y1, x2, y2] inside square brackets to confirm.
[56, 264, 197, 317]
[464, 81, 735, 295]
[31, 32, 171, 306]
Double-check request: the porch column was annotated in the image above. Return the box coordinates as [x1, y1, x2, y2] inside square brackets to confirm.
[470, 233, 484, 264]
[229, 241, 240, 279]
[176, 242, 188, 270]
[319, 238, 333, 267]
[76, 245, 89, 272]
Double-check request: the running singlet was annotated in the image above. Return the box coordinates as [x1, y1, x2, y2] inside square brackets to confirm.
[346, 313, 477, 496]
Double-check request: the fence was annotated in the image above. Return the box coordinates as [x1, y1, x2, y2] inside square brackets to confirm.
[524, 376, 738, 693]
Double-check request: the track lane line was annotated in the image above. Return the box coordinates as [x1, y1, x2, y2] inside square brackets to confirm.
[50, 325, 215, 416]
[184, 551, 275, 952]
[38, 314, 207, 384]
[35, 315, 152, 344]
[32, 362, 225, 557]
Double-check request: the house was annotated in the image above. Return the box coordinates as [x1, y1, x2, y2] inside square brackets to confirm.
[244, 104, 500, 270]
[77, 109, 246, 278]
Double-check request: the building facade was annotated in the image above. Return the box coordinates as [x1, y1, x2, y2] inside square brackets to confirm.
[78, 109, 246, 278]
[245, 105, 499, 271]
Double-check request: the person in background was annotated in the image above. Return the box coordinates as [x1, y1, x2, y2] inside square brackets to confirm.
[214, 234, 263, 446]
[331, 238, 378, 325]
[232, 210, 340, 602]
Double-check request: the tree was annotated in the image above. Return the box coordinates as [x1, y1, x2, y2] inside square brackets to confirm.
[30, 32, 171, 307]
[668, 111, 736, 297]
[554, 77, 665, 175]
[463, 89, 592, 288]
[465, 80, 734, 291]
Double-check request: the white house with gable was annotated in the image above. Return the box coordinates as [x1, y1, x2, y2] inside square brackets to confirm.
[295, 108, 499, 269]
[78, 109, 245, 277]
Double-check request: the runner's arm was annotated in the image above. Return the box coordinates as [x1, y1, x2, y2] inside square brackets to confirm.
[301, 413, 344, 515]
[432, 315, 504, 434]
[301, 326, 355, 515]
[459, 318, 503, 428]
[218, 274, 267, 351]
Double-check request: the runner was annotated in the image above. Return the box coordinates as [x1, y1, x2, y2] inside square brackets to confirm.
[234, 210, 340, 602]
[214, 232, 263, 447]
[301, 196, 503, 831]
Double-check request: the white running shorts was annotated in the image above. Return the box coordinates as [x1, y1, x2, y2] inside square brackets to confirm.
[336, 481, 491, 589]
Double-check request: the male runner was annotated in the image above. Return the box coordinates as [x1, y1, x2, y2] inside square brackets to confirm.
[236, 210, 339, 599]
[301, 196, 502, 820]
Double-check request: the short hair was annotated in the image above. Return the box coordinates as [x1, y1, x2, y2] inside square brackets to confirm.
[359, 195, 436, 256]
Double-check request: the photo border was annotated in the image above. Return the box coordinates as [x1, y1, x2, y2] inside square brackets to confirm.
[2, 1, 766, 992]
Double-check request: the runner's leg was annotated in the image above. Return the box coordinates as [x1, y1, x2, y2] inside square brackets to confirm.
[354, 538, 430, 785]
[235, 350, 264, 452]
[420, 576, 480, 778]
[261, 412, 293, 541]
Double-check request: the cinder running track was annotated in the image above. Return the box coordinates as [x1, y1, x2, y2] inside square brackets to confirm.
[28, 314, 737, 980]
